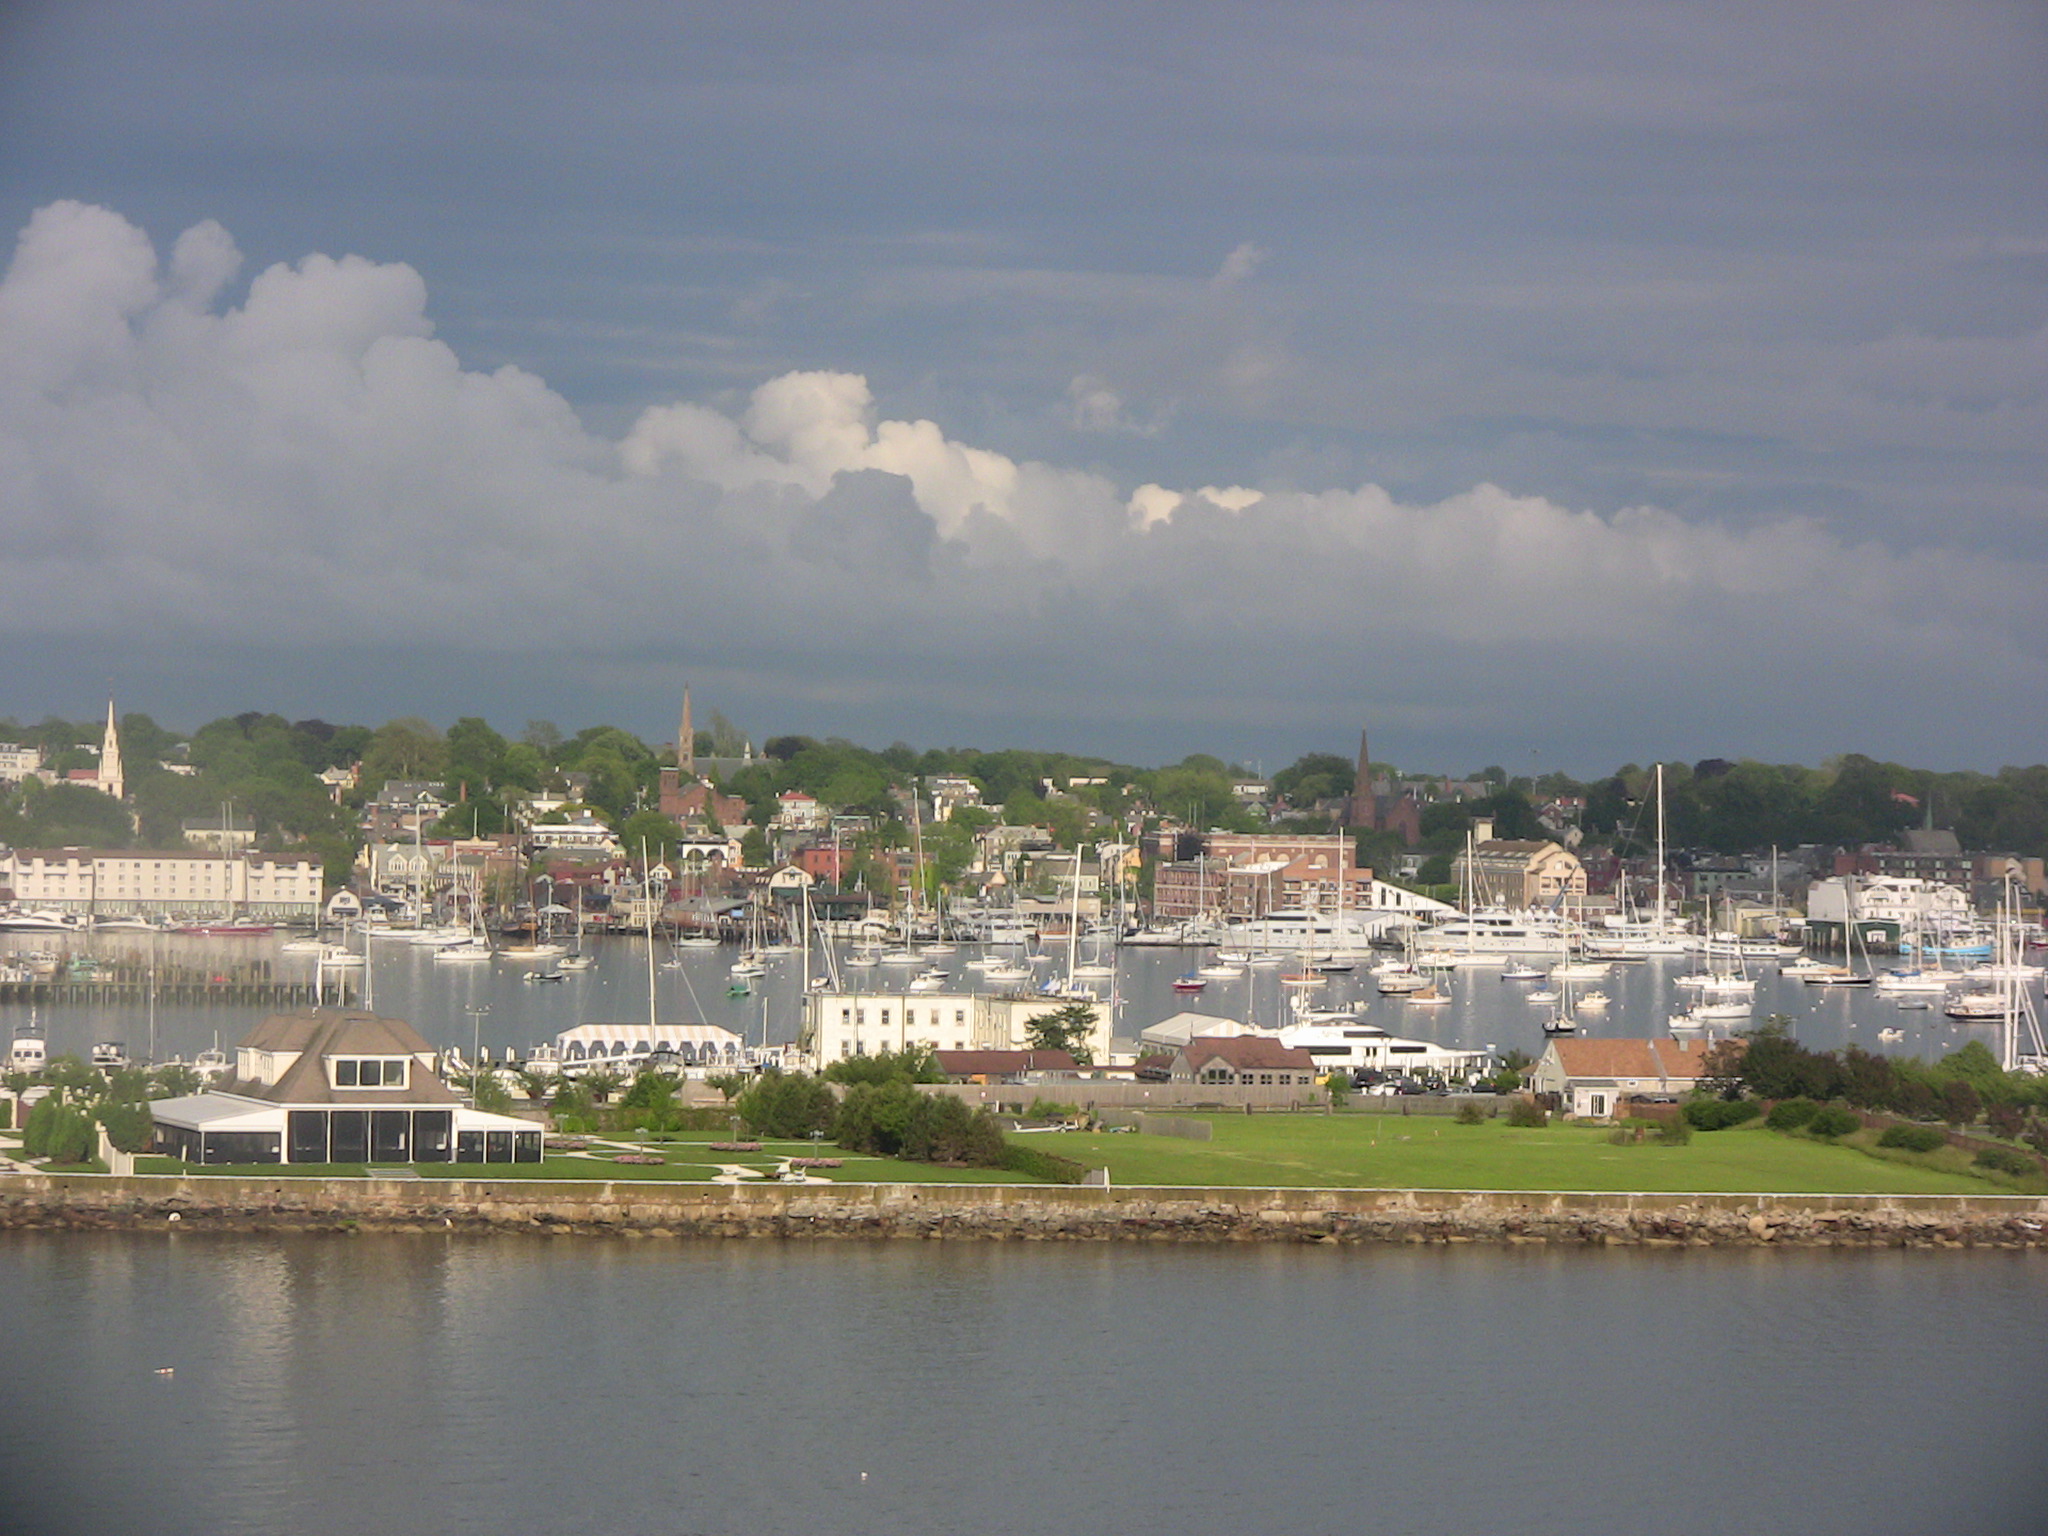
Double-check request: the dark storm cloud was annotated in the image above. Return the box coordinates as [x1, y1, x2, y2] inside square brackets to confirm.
[0, 200, 2040, 773]
[0, 4, 2042, 768]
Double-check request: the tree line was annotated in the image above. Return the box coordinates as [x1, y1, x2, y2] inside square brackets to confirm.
[3, 709, 2041, 882]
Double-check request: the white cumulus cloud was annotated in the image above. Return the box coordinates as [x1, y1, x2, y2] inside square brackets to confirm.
[0, 202, 2039, 767]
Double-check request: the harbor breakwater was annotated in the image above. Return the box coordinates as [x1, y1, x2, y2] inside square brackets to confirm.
[4, 1175, 2047, 1248]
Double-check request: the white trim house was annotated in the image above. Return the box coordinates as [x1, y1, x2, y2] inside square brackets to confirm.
[151, 1008, 541, 1165]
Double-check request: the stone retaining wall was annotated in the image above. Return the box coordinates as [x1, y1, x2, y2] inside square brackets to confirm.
[3, 1175, 2045, 1248]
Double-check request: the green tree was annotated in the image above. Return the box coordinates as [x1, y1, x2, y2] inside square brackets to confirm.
[1272, 753, 1357, 812]
[1022, 1002, 1098, 1066]
[360, 717, 448, 791]
[822, 1047, 942, 1086]
[734, 1071, 839, 1137]
[619, 809, 684, 866]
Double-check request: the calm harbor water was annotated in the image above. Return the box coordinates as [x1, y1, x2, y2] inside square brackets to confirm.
[0, 1234, 2042, 1536]
[0, 928, 2008, 1071]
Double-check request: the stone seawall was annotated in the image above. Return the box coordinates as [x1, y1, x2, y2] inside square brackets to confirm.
[4, 1175, 2047, 1248]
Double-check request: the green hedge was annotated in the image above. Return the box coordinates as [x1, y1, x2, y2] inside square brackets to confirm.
[1972, 1146, 2037, 1178]
[1766, 1098, 1820, 1131]
[1505, 1098, 1548, 1129]
[1806, 1106, 1861, 1139]
[998, 1142, 1090, 1185]
[23, 1098, 94, 1163]
[1877, 1124, 1948, 1154]
[1683, 1098, 1762, 1131]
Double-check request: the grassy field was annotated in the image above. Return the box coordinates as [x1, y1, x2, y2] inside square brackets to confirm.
[1032, 1113, 2003, 1195]
[108, 1114, 2025, 1195]
[128, 1138, 1027, 1185]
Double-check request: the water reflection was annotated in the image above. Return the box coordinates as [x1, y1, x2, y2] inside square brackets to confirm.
[0, 1236, 2043, 1536]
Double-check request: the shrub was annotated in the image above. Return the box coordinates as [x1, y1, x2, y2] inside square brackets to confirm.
[1655, 1116, 1693, 1146]
[1766, 1098, 1820, 1132]
[1986, 1101, 2027, 1140]
[1878, 1124, 1948, 1154]
[1026, 1097, 1080, 1121]
[1454, 1101, 1486, 1126]
[1683, 1098, 1762, 1131]
[836, 1083, 1005, 1165]
[735, 1071, 839, 1139]
[1806, 1106, 1861, 1139]
[96, 1101, 156, 1154]
[822, 1047, 942, 1087]
[1972, 1146, 2037, 1178]
[998, 1142, 1090, 1184]
[1505, 1097, 1547, 1129]
[23, 1098, 95, 1164]
[619, 1069, 677, 1111]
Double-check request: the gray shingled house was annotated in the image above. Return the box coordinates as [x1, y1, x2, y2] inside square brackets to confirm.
[151, 1007, 542, 1165]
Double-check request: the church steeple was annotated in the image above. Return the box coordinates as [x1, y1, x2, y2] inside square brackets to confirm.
[99, 697, 124, 801]
[1348, 725, 1374, 831]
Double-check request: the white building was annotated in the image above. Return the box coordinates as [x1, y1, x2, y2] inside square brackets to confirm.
[1527, 1036, 1715, 1119]
[151, 1007, 540, 1165]
[805, 987, 1114, 1066]
[1805, 874, 1973, 939]
[0, 848, 323, 921]
[0, 744, 42, 782]
[1137, 1010, 1490, 1082]
[526, 811, 620, 857]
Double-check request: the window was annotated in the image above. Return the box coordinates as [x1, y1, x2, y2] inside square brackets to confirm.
[371, 1110, 410, 1161]
[330, 1111, 369, 1162]
[333, 1058, 407, 1088]
[287, 1110, 328, 1163]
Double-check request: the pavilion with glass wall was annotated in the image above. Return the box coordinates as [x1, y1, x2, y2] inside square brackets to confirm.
[151, 1006, 542, 1166]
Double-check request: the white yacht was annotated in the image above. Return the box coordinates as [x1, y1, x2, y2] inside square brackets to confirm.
[1415, 908, 1574, 958]
[1276, 1015, 1490, 1080]
[1216, 908, 1399, 958]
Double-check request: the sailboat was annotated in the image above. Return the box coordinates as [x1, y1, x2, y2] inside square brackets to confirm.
[1586, 764, 1693, 956]
[1801, 908, 1874, 987]
[1541, 969, 1579, 1034]
[557, 888, 595, 971]
[1045, 848, 1106, 997]
[498, 890, 566, 963]
[174, 802, 277, 935]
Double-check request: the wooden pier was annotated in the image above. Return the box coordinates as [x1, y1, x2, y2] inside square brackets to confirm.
[0, 958, 352, 1008]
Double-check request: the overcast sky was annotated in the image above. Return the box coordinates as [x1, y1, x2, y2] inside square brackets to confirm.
[1, 1, 2043, 777]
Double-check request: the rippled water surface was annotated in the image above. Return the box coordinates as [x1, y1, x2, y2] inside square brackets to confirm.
[1, 1235, 2043, 1536]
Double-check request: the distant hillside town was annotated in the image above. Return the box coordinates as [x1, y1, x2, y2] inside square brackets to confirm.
[0, 694, 2039, 935]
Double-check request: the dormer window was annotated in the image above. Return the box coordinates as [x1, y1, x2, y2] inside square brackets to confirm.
[332, 1057, 407, 1088]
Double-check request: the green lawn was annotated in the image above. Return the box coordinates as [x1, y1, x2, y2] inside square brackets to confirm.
[97, 1117, 2019, 1196]
[1039, 1113, 1999, 1195]
[128, 1137, 1028, 1186]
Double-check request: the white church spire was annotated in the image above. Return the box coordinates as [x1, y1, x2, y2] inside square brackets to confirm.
[99, 697, 124, 801]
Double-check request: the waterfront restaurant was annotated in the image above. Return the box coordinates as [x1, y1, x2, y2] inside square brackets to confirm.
[151, 1007, 542, 1165]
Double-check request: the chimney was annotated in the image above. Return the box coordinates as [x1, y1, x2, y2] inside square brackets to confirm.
[1473, 817, 1495, 844]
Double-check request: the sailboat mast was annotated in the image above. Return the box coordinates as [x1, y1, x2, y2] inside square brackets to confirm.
[1066, 847, 1083, 985]
[641, 839, 658, 1032]
[1654, 763, 1667, 934]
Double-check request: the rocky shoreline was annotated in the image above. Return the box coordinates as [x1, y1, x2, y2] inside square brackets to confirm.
[5, 1174, 2047, 1248]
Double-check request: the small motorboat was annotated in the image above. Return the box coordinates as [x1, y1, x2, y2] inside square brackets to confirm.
[1171, 975, 1207, 994]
